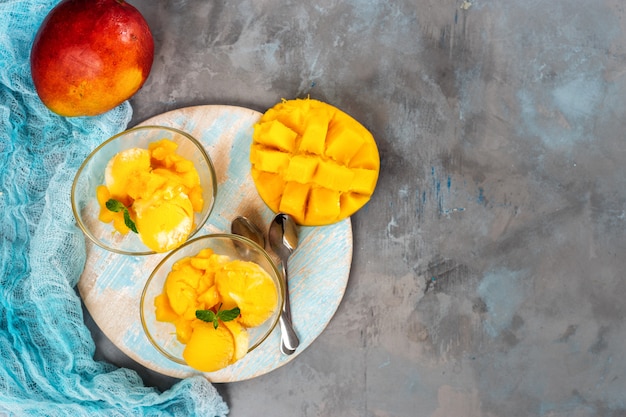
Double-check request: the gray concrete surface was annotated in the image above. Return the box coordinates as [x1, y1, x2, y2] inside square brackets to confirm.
[86, 0, 626, 415]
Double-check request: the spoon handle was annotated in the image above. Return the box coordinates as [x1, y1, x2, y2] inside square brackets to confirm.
[279, 262, 300, 353]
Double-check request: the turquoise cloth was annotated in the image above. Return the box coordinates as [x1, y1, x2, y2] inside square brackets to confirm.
[0, 1, 228, 415]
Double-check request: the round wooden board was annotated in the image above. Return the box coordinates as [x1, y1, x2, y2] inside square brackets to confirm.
[77, 105, 353, 382]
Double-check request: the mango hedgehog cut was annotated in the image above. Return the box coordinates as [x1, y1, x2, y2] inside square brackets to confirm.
[250, 98, 380, 226]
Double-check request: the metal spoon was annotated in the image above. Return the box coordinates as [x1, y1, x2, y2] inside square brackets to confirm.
[231, 215, 299, 354]
[268, 213, 300, 355]
[231, 216, 265, 249]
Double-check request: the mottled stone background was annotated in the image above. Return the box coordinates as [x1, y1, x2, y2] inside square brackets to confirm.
[89, 0, 626, 415]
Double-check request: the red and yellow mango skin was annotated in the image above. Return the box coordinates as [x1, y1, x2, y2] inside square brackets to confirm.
[30, 0, 154, 117]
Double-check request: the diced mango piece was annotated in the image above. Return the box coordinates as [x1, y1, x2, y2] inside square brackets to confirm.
[180, 169, 201, 190]
[250, 145, 291, 173]
[284, 155, 318, 184]
[111, 211, 130, 234]
[149, 138, 178, 159]
[349, 168, 379, 194]
[96, 185, 116, 223]
[298, 108, 331, 154]
[175, 317, 195, 344]
[195, 271, 214, 294]
[275, 107, 304, 131]
[298, 123, 327, 154]
[188, 185, 204, 213]
[325, 118, 365, 162]
[305, 187, 341, 225]
[339, 192, 371, 219]
[96, 184, 110, 206]
[251, 170, 285, 209]
[348, 140, 380, 170]
[154, 293, 178, 323]
[127, 171, 167, 201]
[174, 159, 195, 173]
[313, 160, 354, 192]
[195, 248, 214, 258]
[252, 120, 297, 152]
[278, 182, 310, 224]
[189, 256, 212, 271]
[197, 284, 220, 310]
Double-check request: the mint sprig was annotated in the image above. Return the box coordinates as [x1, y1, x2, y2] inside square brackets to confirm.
[105, 199, 138, 233]
[196, 305, 241, 329]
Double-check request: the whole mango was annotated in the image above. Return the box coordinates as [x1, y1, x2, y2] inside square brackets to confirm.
[30, 0, 154, 117]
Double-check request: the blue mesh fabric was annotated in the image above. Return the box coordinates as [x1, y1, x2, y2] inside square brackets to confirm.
[0, 1, 228, 415]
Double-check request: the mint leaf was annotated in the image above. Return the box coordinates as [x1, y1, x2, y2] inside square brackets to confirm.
[196, 309, 219, 329]
[105, 199, 125, 212]
[123, 209, 138, 233]
[196, 309, 216, 322]
[196, 305, 240, 329]
[217, 306, 240, 322]
[105, 199, 138, 234]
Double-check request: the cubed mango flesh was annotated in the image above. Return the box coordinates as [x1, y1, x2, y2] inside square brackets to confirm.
[250, 98, 379, 225]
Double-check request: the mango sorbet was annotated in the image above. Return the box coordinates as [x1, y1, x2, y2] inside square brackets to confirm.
[96, 139, 204, 252]
[155, 248, 278, 372]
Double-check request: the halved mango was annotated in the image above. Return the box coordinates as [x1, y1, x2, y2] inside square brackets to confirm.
[250, 98, 379, 225]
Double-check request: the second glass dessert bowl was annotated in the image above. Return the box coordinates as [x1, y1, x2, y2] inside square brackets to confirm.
[140, 234, 284, 373]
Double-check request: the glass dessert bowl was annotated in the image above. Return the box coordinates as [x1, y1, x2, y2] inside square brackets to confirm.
[71, 125, 217, 255]
[140, 234, 284, 373]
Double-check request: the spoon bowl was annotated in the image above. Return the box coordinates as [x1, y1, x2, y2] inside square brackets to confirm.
[231, 216, 266, 257]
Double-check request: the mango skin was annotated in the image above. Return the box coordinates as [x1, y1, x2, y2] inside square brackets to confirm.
[30, 0, 154, 117]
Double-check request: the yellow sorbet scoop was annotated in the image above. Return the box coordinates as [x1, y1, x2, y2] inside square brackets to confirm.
[134, 187, 194, 252]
